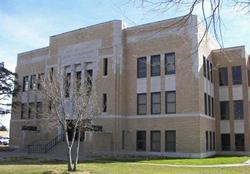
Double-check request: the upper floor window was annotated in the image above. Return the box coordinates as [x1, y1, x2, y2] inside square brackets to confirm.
[210, 63, 213, 82]
[234, 100, 244, 120]
[103, 93, 107, 112]
[30, 75, 36, 90]
[103, 58, 108, 76]
[137, 57, 147, 78]
[166, 91, 176, 114]
[22, 76, 29, 92]
[219, 67, 228, 86]
[165, 53, 175, 75]
[203, 57, 206, 77]
[220, 101, 229, 120]
[37, 73, 44, 90]
[86, 69, 93, 88]
[151, 92, 161, 114]
[232, 66, 242, 85]
[137, 93, 147, 115]
[36, 102, 43, 118]
[206, 59, 210, 80]
[76, 71, 81, 91]
[151, 55, 160, 76]
[21, 103, 26, 119]
[64, 73, 71, 98]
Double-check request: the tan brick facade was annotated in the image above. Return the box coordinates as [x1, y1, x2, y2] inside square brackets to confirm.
[10, 15, 250, 158]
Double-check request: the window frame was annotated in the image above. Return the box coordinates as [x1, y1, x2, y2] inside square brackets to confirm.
[165, 52, 175, 75]
[150, 130, 161, 152]
[219, 67, 228, 86]
[137, 93, 147, 115]
[165, 130, 176, 152]
[103, 58, 108, 76]
[151, 92, 161, 114]
[151, 55, 161, 77]
[165, 91, 176, 114]
[235, 134, 245, 151]
[136, 130, 146, 151]
[137, 57, 147, 78]
[103, 93, 107, 113]
[234, 100, 244, 120]
[220, 101, 229, 120]
[221, 134, 231, 151]
[232, 66, 242, 85]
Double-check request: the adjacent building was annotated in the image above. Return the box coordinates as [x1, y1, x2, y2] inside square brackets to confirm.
[10, 15, 250, 157]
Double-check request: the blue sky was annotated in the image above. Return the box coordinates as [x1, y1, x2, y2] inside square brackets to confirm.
[0, 0, 250, 128]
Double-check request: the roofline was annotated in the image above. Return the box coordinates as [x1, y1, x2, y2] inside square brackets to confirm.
[212, 45, 245, 53]
[18, 46, 49, 56]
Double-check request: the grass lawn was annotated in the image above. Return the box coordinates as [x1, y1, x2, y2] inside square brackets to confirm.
[0, 156, 250, 174]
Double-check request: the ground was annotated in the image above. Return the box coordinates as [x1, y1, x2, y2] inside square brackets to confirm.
[0, 156, 250, 174]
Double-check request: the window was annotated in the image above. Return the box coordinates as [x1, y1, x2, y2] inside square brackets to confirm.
[103, 58, 108, 76]
[203, 57, 206, 77]
[30, 75, 36, 90]
[234, 100, 244, 120]
[166, 91, 176, 114]
[210, 131, 213, 151]
[23, 76, 29, 91]
[122, 130, 125, 150]
[137, 57, 147, 78]
[165, 130, 176, 152]
[37, 73, 44, 90]
[65, 73, 71, 97]
[213, 132, 216, 151]
[21, 103, 26, 119]
[151, 131, 161, 152]
[206, 60, 210, 80]
[220, 101, 229, 120]
[76, 71, 81, 91]
[165, 53, 175, 75]
[232, 66, 242, 85]
[36, 102, 42, 118]
[204, 93, 207, 115]
[28, 102, 35, 119]
[221, 134, 230, 151]
[248, 70, 250, 86]
[151, 92, 161, 114]
[208, 95, 211, 116]
[86, 69, 93, 87]
[210, 63, 213, 82]
[136, 131, 146, 151]
[137, 93, 147, 115]
[235, 134, 245, 151]
[219, 67, 228, 86]
[103, 93, 107, 112]
[211, 97, 214, 117]
[151, 55, 160, 76]
[206, 131, 209, 151]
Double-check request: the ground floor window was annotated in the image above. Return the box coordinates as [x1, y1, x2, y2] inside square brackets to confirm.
[136, 131, 146, 151]
[235, 134, 245, 151]
[221, 134, 230, 151]
[206, 131, 209, 151]
[150, 131, 161, 152]
[165, 130, 176, 152]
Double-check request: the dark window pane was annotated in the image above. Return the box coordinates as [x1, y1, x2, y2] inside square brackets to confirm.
[30, 75, 36, 90]
[103, 58, 108, 76]
[64, 73, 71, 97]
[204, 93, 207, 115]
[151, 55, 160, 76]
[151, 92, 161, 114]
[221, 134, 230, 151]
[151, 131, 161, 152]
[235, 134, 245, 151]
[210, 63, 213, 82]
[165, 53, 175, 75]
[23, 76, 29, 91]
[208, 95, 211, 116]
[137, 93, 147, 115]
[207, 60, 210, 80]
[165, 130, 176, 152]
[220, 101, 229, 120]
[219, 67, 228, 86]
[213, 132, 216, 151]
[232, 66, 242, 85]
[211, 97, 214, 117]
[136, 131, 146, 151]
[137, 57, 147, 78]
[166, 91, 176, 114]
[234, 100, 244, 120]
[206, 131, 209, 151]
[103, 94, 107, 112]
[203, 57, 206, 77]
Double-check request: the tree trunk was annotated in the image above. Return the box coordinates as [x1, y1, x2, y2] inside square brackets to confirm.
[73, 126, 81, 171]
[67, 147, 74, 171]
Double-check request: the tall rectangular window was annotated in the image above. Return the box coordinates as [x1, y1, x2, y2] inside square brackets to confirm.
[235, 134, 245, 151]
[151, 92, 161, 114]
[150, 131, 161, 152]
[204, 93, 207, 115]
[234, 100, 244, 120]
[37, 73, 44, 90]
[65, 73, 71, 98]
[208, 95, 211, 116]
[210, 63, 213, 82]
[211, 97, 214, 117]
[136, 131, 146, 151]
[36, 102, 42, 118]
[166, 91, 176, 114]
[137, 57, 147, 78]
[151, 55, 160, 76]
[206, 131, 209, 151]
[165, 130, 176, 152]
[232, 66, 242, 85]
[206, 60, 210, 80]
[76, 71, 81, 91]
[30, 75, 36, 90]
[103, 58, 108, 76]
[165, 53, 175, 75]
[203, 57, 206, 77]
[86, 69, 93, 92]
[220, 101, 229, 120]
[103, 93, 107, 112]
[23, 76, 29, 91]
[219, 67, 228, 86]
[28, 102, 35, 119]
[213, 132, 216, 151]
[21, 103, 26, 119]
[248, 70, 250, 86]
[221, 134, 231, 151]
[137, 93, 147, 115]
[122, 130, 125, 150]
[209, 131, 213, 151]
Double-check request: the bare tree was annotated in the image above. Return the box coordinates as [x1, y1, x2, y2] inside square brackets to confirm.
[129, 0, 250, 46]
[41, 69, 100, 171]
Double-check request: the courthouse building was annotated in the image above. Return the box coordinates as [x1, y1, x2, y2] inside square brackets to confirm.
[10, 15, 250, 157]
